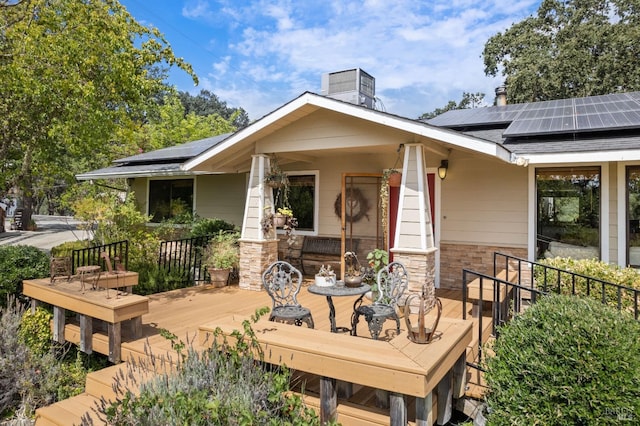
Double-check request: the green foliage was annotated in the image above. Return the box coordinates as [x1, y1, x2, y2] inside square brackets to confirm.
[0, 297, 97, 421]
[202, 231, 240, 270]
[0, 245, 50, 307]
[485, 294, 640, 425]
[535, 257, 640, 313]
[483, 0, 640, 103]
[178, 89, 249, 129]
[0, 0, 197, 224]
[19, 307, 53, 355]
[189, 217, 237, 238]
[51, 240, 91, 258]
[419, 92, 485, 120]
[133, 263, 192, 296]
[97, 307, 323, 425]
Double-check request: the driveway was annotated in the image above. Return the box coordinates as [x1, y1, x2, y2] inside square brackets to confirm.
[0, 215, 91, 252]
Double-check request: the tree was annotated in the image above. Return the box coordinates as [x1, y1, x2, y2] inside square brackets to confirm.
[0, 0, 197, 223]
[419, 92, 485, 120]
[178, 89, 249, 129]
[483, 0, 640, 103]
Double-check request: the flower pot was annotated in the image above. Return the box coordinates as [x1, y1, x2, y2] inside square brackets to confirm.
[274, 214, 287, 228]
[315, 274, 336, 287]
[388, 172, 402, 187]
[344, 275, 363, 287]
[207, 267, 231, 288]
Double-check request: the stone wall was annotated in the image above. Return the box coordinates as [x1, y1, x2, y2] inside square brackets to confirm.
[393, 250, 436, 298]
[439, 243, 527, 289]
[239, 240, 278, 291]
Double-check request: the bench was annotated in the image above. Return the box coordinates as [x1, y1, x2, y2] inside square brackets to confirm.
[200, 317, 471, 425]
[10, 208, 23, 230]
[467, 269, 519, 319]
[23, 278, 148, 363]
[299, 236, 359, 275]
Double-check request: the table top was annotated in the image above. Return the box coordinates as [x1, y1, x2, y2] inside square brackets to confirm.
[308, 283, 371, 297]
[76, 265, 101, 273]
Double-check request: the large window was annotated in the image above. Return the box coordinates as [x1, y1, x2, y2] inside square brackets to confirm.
[275, 173, 317, 232]
[627, 167, 640, 266]
[148, 179, 194, 223]
[536, 167, 600, 259]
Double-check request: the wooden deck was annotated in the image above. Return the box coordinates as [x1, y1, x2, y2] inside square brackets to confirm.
[33, 281, 491, 426]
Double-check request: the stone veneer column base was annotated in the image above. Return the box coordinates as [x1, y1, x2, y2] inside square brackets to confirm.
[239, 240, 278, 291]
[392, 249, 437, 301]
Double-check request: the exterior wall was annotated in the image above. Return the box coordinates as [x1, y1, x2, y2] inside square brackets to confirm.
[440, 155, 528, 247]
[130, 179, 148, 213]
[439, 243, 527, 289]
[239, 240, 278, 291]
[195, 174, 246, 227]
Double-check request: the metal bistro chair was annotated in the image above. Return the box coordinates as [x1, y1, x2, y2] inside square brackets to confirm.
[262, 261, 314, 328]
[351, 261, 409, 340]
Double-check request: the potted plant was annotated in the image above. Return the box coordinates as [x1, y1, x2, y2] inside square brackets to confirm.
[274, 206, 293, 228]
[202, 231, 240, 287]
[364, 248, 389, 299]
[315, 264, 336, 287]
[343, 251, 364, 287]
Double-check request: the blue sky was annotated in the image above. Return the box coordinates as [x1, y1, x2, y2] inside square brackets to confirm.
[119, 0, 540, 121]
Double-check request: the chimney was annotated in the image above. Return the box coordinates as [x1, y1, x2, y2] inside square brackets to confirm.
[495, 85, 507, 106]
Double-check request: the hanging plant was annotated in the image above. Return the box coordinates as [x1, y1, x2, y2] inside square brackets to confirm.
[380, 169, 401, 248]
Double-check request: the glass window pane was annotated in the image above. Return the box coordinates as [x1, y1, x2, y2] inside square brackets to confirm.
[275, 174, 315, 231]
[148, 179, 193, 223]
[536, 167, 600, 259]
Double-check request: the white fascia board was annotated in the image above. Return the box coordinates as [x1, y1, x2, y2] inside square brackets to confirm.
[526, 149, 640, 165]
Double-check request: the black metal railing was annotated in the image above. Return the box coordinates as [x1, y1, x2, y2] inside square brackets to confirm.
[463, 252, 640, 366]
[158, 234, 215, 286]
[71, 240, 129, 274]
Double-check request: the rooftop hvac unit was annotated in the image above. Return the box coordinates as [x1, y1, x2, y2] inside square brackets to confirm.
[320, 68, 375, 109]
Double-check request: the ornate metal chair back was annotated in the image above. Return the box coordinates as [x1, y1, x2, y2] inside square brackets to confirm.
[262, 261, 303, 308]
[375, 261, 409, 307]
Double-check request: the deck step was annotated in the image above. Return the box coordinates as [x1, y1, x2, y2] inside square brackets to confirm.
[35, 393, 103, 426]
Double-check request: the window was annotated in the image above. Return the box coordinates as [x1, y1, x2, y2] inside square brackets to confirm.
[148, 179, 193, 223]
[536, 167, 600, 259]
[627, 166, 640, 266]
[275, 173, 317, 233]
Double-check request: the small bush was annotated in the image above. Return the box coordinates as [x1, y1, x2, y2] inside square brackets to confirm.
[535, 257, 640, 313]
[93, 308, 322, 425]
[0, 245, 49, 307]
[485, 294, 640, 425]
[189, 217, 237, 238]
[51, 240, 91, 258]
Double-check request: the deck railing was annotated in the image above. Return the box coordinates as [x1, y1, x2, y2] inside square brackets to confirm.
[463, 252, 640, 366]
[71, 240, 128, 275]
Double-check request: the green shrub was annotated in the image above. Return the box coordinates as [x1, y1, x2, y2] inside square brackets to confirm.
[535, 257, 640, 313]
[94, 308, 322, 425]
[51, 240, 91, 258]
[0, 298, 88, 420]
[0, 245, 50, 307]
[189, 217, 237, 238]
[485, 294, 640, 425]
[19, 307, 53, 355]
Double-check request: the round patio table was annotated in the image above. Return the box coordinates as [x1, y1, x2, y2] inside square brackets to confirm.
[308, 282, 371, 333]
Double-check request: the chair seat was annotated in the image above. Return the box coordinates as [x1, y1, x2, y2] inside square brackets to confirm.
[272, 305, 312, 319]
[356, 304, 395, 320]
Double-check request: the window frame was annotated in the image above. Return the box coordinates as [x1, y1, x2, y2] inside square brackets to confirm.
[277, 170, 319, 236]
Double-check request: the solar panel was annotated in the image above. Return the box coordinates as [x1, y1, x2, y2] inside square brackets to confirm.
[430, 91, 640, 137]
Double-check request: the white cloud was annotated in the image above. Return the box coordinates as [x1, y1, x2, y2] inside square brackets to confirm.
[189, 0, 540, 119]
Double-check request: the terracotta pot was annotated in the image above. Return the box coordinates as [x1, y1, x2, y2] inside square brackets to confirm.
[388, 172, 402, 187]
[207, 267, 231, 288]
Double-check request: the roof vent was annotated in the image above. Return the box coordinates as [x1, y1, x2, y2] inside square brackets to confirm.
[321, 68, 375, 108]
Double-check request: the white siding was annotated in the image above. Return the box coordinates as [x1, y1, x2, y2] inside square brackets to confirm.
[196, 174, 246, 228]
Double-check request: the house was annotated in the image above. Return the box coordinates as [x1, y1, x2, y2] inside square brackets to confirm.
[77, 69, 640, 292]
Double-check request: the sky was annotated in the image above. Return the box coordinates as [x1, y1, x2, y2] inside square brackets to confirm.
[118, 0, 540, 121]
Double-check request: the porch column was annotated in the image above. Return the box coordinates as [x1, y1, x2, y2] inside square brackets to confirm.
[392, 144, 437, 297]
[239, 154, 278, 291]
